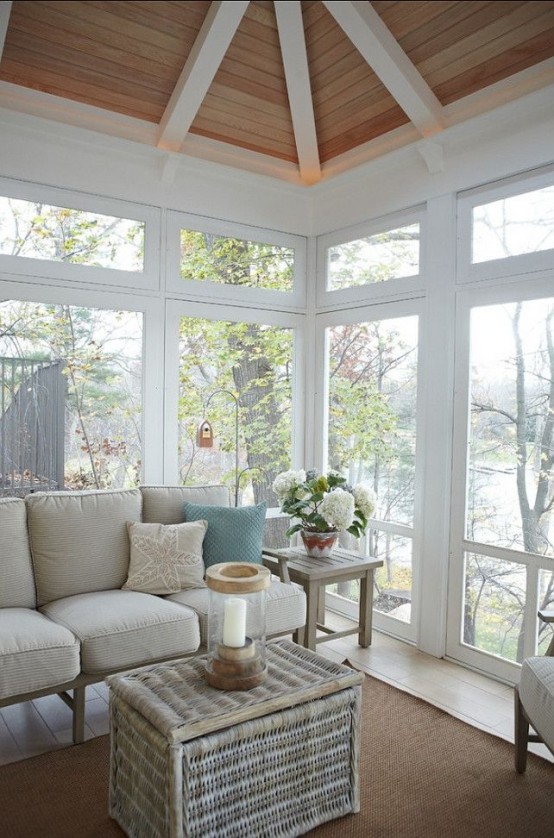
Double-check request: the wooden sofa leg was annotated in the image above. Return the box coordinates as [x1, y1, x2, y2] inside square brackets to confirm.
[514, 686, 529, 774]
[73, 686, 86, 745]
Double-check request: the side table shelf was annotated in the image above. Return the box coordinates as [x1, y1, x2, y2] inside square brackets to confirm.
[262, 546, 383, 652]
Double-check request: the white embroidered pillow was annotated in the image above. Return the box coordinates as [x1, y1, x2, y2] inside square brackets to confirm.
[123, 520, 207, 595]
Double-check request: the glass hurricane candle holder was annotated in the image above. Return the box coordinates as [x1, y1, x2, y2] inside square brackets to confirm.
[205, 562, 271, 690]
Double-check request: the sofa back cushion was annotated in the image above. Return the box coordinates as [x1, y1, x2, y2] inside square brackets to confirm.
[26, 488, 142, 606]
[0, 497, 36, 609]
[140, 485, 229, 525]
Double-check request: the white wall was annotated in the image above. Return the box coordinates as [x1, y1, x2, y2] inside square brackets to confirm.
[0, 109, 313, 236]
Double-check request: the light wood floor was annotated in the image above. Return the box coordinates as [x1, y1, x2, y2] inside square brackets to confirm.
[1, 627, 552, 767]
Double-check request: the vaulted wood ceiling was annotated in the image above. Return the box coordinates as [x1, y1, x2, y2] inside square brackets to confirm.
[0, 1, 553, 185]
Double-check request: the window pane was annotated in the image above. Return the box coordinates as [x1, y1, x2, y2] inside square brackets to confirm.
[472, 185, 554, 263]
[327, 223, 419, 290]
[0, 301, 142, 493]
[180, 230, 294, 291]
[178, 317, 293, 524]
[373, 532, 412, 623]
[462, 553, 526, 663]
[327, 316, 418, 527]
[0, 197, 145, 271]
[467, 299, 554, 557]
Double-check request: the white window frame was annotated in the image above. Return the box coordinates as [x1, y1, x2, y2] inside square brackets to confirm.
[165, 211, 307, 310]
[0, 178, 161, 292]
[457, 165, 554, 285]
[316, 205, 425, 309]
[164, 297, 306, 509]
[447, 271, 554, 684]
[313, 298, 425, 644]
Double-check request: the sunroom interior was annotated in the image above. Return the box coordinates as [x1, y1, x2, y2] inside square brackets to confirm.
[1, 0, 554, 758]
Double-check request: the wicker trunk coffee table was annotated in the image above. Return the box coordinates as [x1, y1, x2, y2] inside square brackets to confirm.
[107, 639, 363, 838]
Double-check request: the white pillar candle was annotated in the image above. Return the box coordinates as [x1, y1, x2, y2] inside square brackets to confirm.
[222, 597, 247, 647]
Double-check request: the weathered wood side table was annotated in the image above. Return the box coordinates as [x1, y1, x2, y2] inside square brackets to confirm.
[262, 546, 383, 651]
[107, 639, 363, 838]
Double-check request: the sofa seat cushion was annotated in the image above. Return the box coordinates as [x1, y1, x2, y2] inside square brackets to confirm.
[519, 656, 554, 752]
[0, 608, 80, 699]
[40, 590, 200, 675]
[166, 579, 306, 645]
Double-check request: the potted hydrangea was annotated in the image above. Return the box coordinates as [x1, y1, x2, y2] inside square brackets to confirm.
[272, 468, 376, 558]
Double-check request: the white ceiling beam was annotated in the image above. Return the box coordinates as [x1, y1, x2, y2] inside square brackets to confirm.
[0, 2, 13, 60]
[275, 0, 321, 185]
[157, 0, 249, 152]
[322, 0, 445, 137]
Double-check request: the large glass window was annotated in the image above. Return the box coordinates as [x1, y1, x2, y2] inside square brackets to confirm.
[458, 296, 554, 664]
[327, 223, 420, 291]
[472, 185, 554, 263]
[326, 315, 418, 625]
[178, 315, 294, 544]
[0, 197, 145, 271]
[0, 301, 142, 494]
[467, 299, 554, 558]
[180, 230, 294, 292]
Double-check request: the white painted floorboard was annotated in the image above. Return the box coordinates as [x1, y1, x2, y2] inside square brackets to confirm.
[0, 628, 552, 767]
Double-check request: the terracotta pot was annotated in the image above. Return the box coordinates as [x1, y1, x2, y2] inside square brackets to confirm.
[300, 530, 339, 558]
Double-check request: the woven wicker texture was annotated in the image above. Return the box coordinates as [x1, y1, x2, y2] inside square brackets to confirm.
[110, 686, 361, 837]
[108, 640, 363, 837]
[107, 639, 363, 744]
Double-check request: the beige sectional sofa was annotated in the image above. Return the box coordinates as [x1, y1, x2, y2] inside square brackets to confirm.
[0, 485, 306, 744]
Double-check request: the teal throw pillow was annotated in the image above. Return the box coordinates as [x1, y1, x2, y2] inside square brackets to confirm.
[182, 502, 267, 569]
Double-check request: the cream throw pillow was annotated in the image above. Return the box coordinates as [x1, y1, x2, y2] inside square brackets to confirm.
[123, 520, 207, 595]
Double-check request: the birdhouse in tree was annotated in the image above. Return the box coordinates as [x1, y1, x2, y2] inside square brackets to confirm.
[197, 420, 214, 448]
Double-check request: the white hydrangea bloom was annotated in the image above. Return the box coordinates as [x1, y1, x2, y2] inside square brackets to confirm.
[353, 483, 376, 518]
[319, 488, 355, 531]
[272, 469, 306, 499]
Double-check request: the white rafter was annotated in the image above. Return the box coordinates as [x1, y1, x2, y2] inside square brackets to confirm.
[275, 0, 321, 185]
[157, 0, 249, 152]
[322, 0, 444, 137]
[0, 1, 12, 60]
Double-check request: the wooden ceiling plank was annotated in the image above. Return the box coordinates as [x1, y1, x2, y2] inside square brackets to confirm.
[317, 78, 398, 121]
[0, 1, 12, 60]
[419, 4, 554, 80]
[41, 0, 201, 55]
[2, 37, 171, 105]
[222, 41, 285, 79]
[84, 1, 210, 36]
[394, 2, 499, 58]
[6, 12, 181, 83]
[435, 33, 554, 104]
[275, 0, 320, 184]
[196, 102, 295, 147]
[0, 57, 163, 121]
[4, 29, 177, 97]
[213, 67, 289, 106]
[322, 0, 445, 136]
[190, 127, 297, 164]
[313, 64, 383, 108]
[157, 0, 249, 152]
[10, 2, 193, 66]
[191, 111, 296, 155]
[317, 94, 407, 142]
[310, 48, 378, 92]
[205, 84, 292, 127]
[374, 1, 462, 41]
[319, 106, 409, 161]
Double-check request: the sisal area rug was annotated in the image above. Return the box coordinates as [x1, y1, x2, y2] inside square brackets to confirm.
[1, 674, 553, 837]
